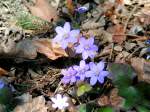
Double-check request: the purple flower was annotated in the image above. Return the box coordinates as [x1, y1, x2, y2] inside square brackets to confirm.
[61, 67, 79, 84]
[75, 6, 88, 13]
[51, 94, 69, 110]
[0, 80, 5, 89]
[75, 37, 98, 60]
[53, 22, 80, 49]
[85, 61, 109, 85]
[73, 60, 89, 81]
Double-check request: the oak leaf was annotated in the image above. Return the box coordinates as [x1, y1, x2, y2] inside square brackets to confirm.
[111, 24, 125, 44]
[0, 67, 8, 76]
[131, 58, 150, 84]
[33, 39, 68, 60]
[24, 0, 58, 22]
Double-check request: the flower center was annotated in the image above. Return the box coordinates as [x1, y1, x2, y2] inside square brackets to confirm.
[63, 33, 69, 39]
[84, 45, 90, 50]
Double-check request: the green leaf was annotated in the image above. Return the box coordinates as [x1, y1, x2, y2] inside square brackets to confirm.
[96, 107, 114, 112]
[109, 63, 135, 88]
[77, 83, 92, 96]
[79, 104, 87, 112]
[0, 87, 13, 105]
[120, 86, 141, 109]
[137, 106, 150, 112]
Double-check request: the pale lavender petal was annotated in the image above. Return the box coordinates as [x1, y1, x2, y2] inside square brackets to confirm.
[79, 60, 86, 68]
[64, 22, 71, 33]
[90, 45, 98, 51]
[61, 41, 68, 49]
[71, 76, 76, 83]
[80, 73, 86, 80]
[98, 75, 105, 84]
[63, 96, 68, 102]
[82, 51, 89, 60]
[97, 61, 105, 71]
[86, 37, 94, 45]
[79, 37, 86, 44]
[52, 104, 57, 108]
[57, 94, 62, 99]
[90, 76, 97, 85]
[85, 71, 94, 77]
[70, 30, 80, 38]
[55, 26, 64, 34]
[51, 97, 57, 103]
[89, 62, 97, 70]
[67, 36, 77, 43]
[75, 45, 84, 53]
[73, 65, 80, 71]
[53, 35, 62, 43]
[61, 77, 70, 84]
[100, 71, 109, 77]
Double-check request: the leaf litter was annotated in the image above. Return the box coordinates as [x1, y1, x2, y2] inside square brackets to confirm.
[0, 0, 150, 112]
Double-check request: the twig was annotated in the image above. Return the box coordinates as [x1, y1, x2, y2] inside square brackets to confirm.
[123, 5, 138, 33]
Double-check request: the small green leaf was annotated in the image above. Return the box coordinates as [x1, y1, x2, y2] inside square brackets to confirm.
[0, 87, 13, 105]
[79, 104, 86, 112]
[109, 63, 135, 88]
[137, 106, 150, 112]
[120, 86, 140, 109]
[97, 107, 114, 112]
[77, 83, 92, 96]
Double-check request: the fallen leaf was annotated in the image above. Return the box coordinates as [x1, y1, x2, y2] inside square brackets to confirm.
[110, 24, 125, 44]
[14, 93, 47, 112]
[98, 88, 124, 108]
[66, 0, 75, 14]
[24, 0, 58, 22]
[131, 58, 150, 84]
[33, 39, 68, 60]
[0, 67, 8, 76]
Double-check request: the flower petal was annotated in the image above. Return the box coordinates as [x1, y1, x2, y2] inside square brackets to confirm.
[70, 30, 80, 38]
[97, 61, 105, 71]
[100, 71, 109, 77]
[53, 35, 62, 43]
[75, 45, 84, 53]
[90, 76, 97, 85]
[52, 104, 58, 108]
[98, 75, 105, 84]
[64, 22, 71, 33]
[82, 51, 88, 60]
[55, 26, 64, 34]
[61, 41, 68, 49]
[85, 71, 94, 77]
[80, 60, 86, 68]
[87, 37, 94, 45]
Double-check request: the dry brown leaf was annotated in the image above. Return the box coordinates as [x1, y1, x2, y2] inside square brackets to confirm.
[66, 0, 75, 14]
[0, 67, 8, 76]
[131, 58, 150, 84]
[109, 24, 125, 44]
[24, 0, 58, 22]
[33, 39, 68, 60]
[83, 28, 112, 43]
[98, 88, 124, 108]
[14, 93, 47, 112]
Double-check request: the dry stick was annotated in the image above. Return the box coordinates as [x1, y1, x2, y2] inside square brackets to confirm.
[123, 5, 138, 33]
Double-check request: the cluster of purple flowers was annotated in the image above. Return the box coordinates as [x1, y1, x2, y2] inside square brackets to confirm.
[52, 22, 109, 86]
[61, 60, 109, 86]
[53, 22, 98, 60]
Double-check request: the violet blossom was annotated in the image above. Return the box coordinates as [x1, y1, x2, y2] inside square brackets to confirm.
[75, 37, 98, 60]
[61, 67, 80, 84]
[75, 6, 88, 13]
[53, 22, 80, 49]
[85, 61, 109, 85]
[51, 94, 69, 110]
[73, 60, 89, 81]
